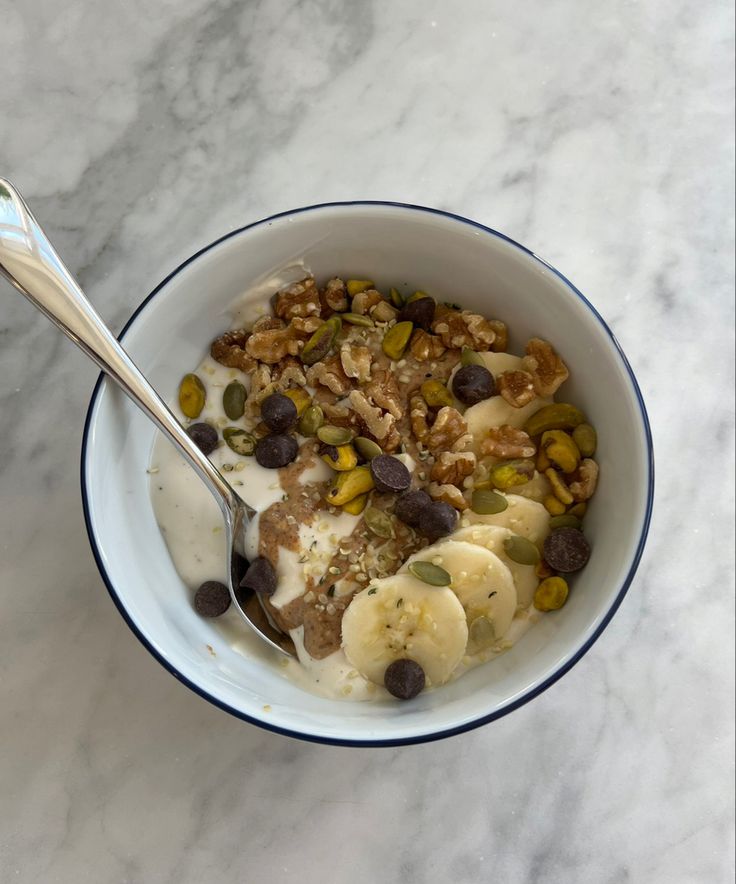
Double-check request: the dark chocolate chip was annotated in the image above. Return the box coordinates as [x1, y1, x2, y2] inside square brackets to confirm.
[418, 500, 458, 541]
[240, 556, 277, 595]
[394, 489, 432, 528]
[452, 364, 495, 406]
[255, 433, 299, 469]
[194, 580, 231, 617]
[370, 454, 411, 494]
[187, 422, 218, 455]
[384, 658, 425, 700]
[261, 392, 298, 432]
[543, 527, 591, 573]
[398, 297, 435, 331]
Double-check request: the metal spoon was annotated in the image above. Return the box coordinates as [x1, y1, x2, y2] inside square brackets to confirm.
[0, 178, 294, 657]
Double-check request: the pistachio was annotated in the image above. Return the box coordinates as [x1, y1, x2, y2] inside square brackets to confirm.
[524, 403, 586, 437]
[420, 379, 454, 409]
[543, 495, 567, 516]
[490, 459, 535, 491]
[343, 492, 369, 515]
[549, 514, 582, 530]
[471, 489, 509, 515]
[572, 423, 597, 457]
[223, 427, 256, 456]
[317, 425, 354, 446]
[545, 468, 574, 505]
[346, 279, 375, 297]
[326, 466, 375, 505]
[408, 560, 451, 586]
[407, 290, 430, 303]
[301, 321, 337, 365]
[179, 373, 206, 419]
[534, 576, 569, 611]
[298, 405, 324, 437]
[460, 346, 485, 367]
[354, 436, 382, 461]
[568, 501, 588, 519]
[321, 444, 358, 472]
[282, 387, 311, 416]
[468, 616, 496, 652]
[342, 312, 375, 327]
[536, 447, 552, 472]
[541, 430, 581, 474]
[222, 381, 247, 420]
[503, 534, 540, 566]
[381, 321, 413, 360]
[389, 287, 404, 308]
[364, 506, 395, 539]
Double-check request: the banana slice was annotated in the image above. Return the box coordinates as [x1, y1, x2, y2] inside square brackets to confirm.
[341, 573, 467, 686]
[400, 540, 517, 643]
[463, 493, 550, 546]
[452, 524, 539, 607]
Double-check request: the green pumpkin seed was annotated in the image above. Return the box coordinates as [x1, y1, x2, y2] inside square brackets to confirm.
[298, 405, 324, 437]
[341, 312, 374, 327]
[409, 561, 451, 586]
[471, 489, 509, 515]
[468, 616, 496, 651]
[364, 506, 394, 539]
[548, 514, 582, 530]
[354, 436, 382, 461]
[389, 287, 404, 308]
[317, 425, 353, 446]
[223, 427, 256, 456]
[222, 381, 247, 420]
[503, 534, 540, 566]
[460, 347, 485, 367]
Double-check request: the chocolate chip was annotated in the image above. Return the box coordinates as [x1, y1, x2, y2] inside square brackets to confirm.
[255, 433, 299, 469]
[384, 659, 425, 699]
[318, 442, 339, 464]
[543, 527, 591, 573]
[187, 422, 218, 455]
[370, 454, 411, 494]
[394, 489, 432, 528]
[240, 556, 277, 595]
[418, 500, 458, 541]
[452, 364, 495, 405]
[194, 580, 231, 617]
[398, 297, 435, 331]
[261, 393, 298, 432]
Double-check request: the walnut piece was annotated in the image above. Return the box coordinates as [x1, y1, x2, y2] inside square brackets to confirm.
[348, 390, 396, 441]
[522, 338, 569, 396]
[272, 356, 307, 389]
[431, 308, 497, 350]
[210, 329, 257, 373]
[366, 369, 403, 420]
[497, 370, 536, 408]
[321, 401, 363, 432]
[291, 315, 322, 336]
[247, 364, 276, 411]
[274, 277, 321, 321]
[350, 289, 384, 315]
[245, 324, 303, 364]
[410, 393, 431, 443]
[340, 342, 372, 384]
[430, 451, 477, 486]
[252, 316, 284, 333]
[426, 406, 471, 454]
[569, 458, 599, 501]
[321, 278, 348, 314]
[306, 355, 352, 396]
[488, 319, 508, 352]
[480, 425, 536, 459]
[409, 329, 447, 362]
[428, 482, 468, 511]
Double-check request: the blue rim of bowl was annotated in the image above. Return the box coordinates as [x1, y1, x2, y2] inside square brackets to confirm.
[81, 200, 654, 747]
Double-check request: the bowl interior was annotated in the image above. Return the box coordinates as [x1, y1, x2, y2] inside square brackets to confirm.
[83, 204, 652, 744]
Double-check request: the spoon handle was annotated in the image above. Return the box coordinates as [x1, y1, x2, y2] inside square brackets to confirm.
[0, 178, 237, 515]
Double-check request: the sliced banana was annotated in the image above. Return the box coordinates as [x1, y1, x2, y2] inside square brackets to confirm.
[462, 492, 550, 546]
[452, 524, 539, 608]
[400, 540, 517, 645]
[341, 573, 467, 687]
[506, 469, 552, 504]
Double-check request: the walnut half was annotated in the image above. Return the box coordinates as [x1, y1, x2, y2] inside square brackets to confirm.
[274, 277, 321, 320]
[426, 406, 471, 455]
[569, 458, 599, 501]
[522, 338, 569, 396]
[430, 451, 477, 486]
[210, 329, 257, 373]
[428, 482, 468, 511]
[431, 307, 497, 350]
[409, 329, 446, 362]
[496, 370, 536, 408]
[480, 425, 536, 459]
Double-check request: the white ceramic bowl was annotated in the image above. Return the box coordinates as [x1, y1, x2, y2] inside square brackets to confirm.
[82, 202, 653, 746]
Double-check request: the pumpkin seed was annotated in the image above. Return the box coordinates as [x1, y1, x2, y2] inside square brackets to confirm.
[179, 373, 206, 419]
[354, 436, 382, 461]
[471, 489, 508, 515]
[503, 534, 540, 566]
[223, 427, 256, 456]
[298, 405, 324, 437]
[460, 347, 485, 367]
[468, 616, 496, 651]
[342, 312, 374, 327]
[408, 560, 451, 586]
[549, 514, 582, 530]
[364, 506, 395, 539]
[382, 321, 413, 360]
[222, 381, 246, 420]
[317, 425, 354, 446]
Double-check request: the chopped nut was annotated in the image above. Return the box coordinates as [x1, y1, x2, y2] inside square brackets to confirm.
[431, 307, 497, 350]
[370, 300, 399, 322]
[247, 364, 276, 410]
[340, 342, 372, 384]
[272, 357, 307, 389]
[210, 329, 257, 373]
[569, 458, 599, 501]
[409, 328, 447, 362]
[497, 370, 537, 408]
[350, 289, 384, 315]
[430, 450, 477, 486]
[522, 338, 569, 396]
[480, 425, 536, 459]
[488, 319, 508, 352]
[426, 406, 471, 454]
[410, 393, 431, 443]
[366, 369, 403, 420]
[428, 482, 469, 511]
[321, 277, 348, 314]
[245, 323, 303, 363]
[274, 277, 321, 320]
[291, 315, 323, 336]
[251, 316, 285, 333]
[348, 390, 396, 441]
[306, 355, 353, 396]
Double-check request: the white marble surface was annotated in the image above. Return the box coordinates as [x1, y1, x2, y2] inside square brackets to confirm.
[1, 1, 734, 881]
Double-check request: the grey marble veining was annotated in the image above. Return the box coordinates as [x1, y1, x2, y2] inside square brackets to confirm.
[0, 1, 733, 881]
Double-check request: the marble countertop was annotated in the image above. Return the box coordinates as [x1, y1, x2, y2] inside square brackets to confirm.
[1, 2, 734, 881]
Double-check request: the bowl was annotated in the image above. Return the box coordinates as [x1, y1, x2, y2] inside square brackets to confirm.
[82, 202, 653, 746]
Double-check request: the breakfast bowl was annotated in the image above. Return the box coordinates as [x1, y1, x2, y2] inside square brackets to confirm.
[82, 202, 654, 746]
